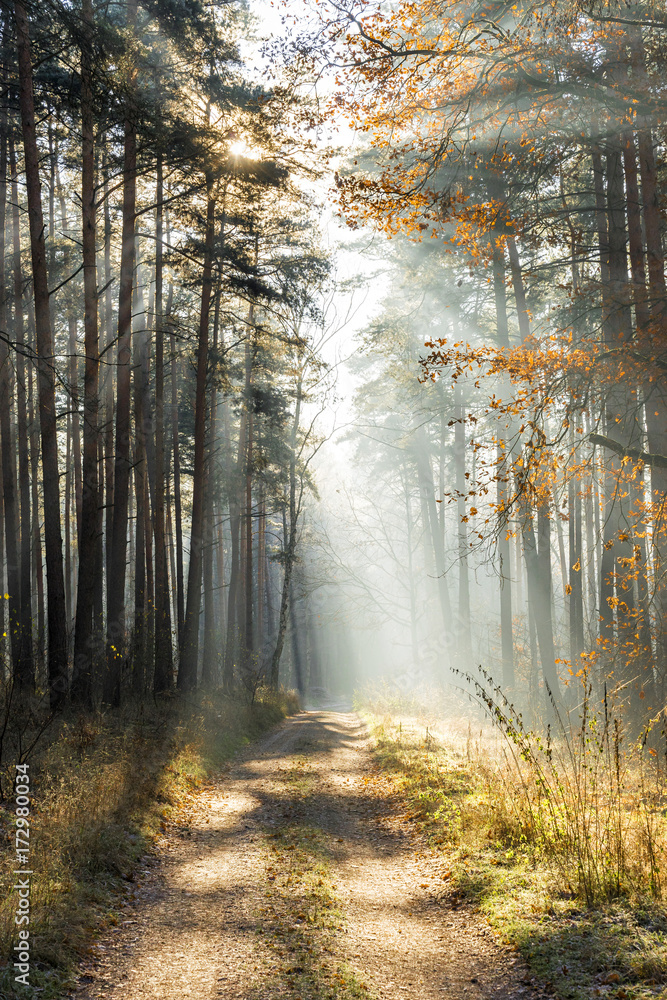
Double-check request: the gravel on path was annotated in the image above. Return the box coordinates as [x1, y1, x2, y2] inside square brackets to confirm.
[70, 710, 540, 1000]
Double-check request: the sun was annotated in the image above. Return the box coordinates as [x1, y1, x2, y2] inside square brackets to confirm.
[232, 137, 263, 156]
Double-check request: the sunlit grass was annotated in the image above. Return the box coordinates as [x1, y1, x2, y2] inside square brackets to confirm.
[357, 698, 667, 1000]
[0, 687, 299, 998]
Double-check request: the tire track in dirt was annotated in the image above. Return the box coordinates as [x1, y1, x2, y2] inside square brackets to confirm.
[69, 710, 538, 1000]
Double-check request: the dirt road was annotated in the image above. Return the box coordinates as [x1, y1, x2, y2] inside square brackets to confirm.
[71, 711, 536, 1000]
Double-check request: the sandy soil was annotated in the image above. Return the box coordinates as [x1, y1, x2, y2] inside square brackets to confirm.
[70, 710, 543, 1000]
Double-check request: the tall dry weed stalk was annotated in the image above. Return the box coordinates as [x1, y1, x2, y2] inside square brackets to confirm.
[464, 667, 667, 905]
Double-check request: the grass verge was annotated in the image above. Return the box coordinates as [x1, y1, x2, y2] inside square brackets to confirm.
[358, 708, 667, 1000]
[0, 687, 299, 999]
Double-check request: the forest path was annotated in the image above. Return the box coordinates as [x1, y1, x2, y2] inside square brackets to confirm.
[70, 711, 536, 1000]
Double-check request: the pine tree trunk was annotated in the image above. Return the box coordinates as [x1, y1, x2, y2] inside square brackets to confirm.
[402, 464, 419, 666]
[269, 376, 303, 687]
[264, 532, 275, 645]
[144, 469, 154, 691]
[257, 483, 266, 654]
[216, 497, 226, 639]
[492, 240, 513, 688]
[132, 269, 147, 696]
[0, 441, 5, 672]
[622, 132, 649, 333]
[520, 501, 560, 713]
[9, 137, 33, 687]
[28, 317, 44, 676]
[202, 287, 221, 687]
[71, 0, 100, 706]
[15, 0, 68, 707]
[178, 174, 216, 691]
[166, 452, 177, 638]
[201, 473, 215, 687]
[415, 430, 452, 646]
[454, 384, 471, 665]
[169, 304, 185, 645]
[153, 153, 173, 692]
[223, 496, 241, 688]
[102, 142, 114, 621]
[105, 0, 137, 705]
[243, 321, 254, 678]
[604, 140, 648, 714]
[65, 409, 72, 626]
[568, 434, 584, 668]
[510, 227, 562, 720]
[634, 112, 667, 675]
[0, 110, 22, 685]
[289, 575, 304, 696]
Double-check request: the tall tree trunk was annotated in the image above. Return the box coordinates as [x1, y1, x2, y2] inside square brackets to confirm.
[622, 132, 649, 334]
[105, 0, 137, 705]
[102, 142, 114, 623]
[166, 450, 177, 639]
[243, 316, 254, 677]
[493, 239, 513, 688]
[132, 268, 147, 696]
[224, 373, 248, 688]
[71, 0, 100, 706]
[9, 137, 33, 687]
[289, 573, 304, 696]
[265, 531, 275, 646]
[223, 495, 241, 688]
[144, 469, 154, 691]
[270, 375, 303, 687]
[153, 153, 173, 692]
[0, 66, 21, 688]
[632, 84, 667, 675]
[0, 104, 22, 685]
[169, 301, 185, 645]
[202, 286, 221, 687]
[568, 434, 584, 669]
[178, 174, 216, 691]
[28, 313, 44, 677]
[0, 441, 5, 673]
[415, 430, 452, 646]
[454, 384, 471, 665]
[603, 140, 648, 715]
[257, 482, 266, 653]
[15, 0, 69, 706]
[65, 408, 73, 627]
[507, 236, 531, 342]
[216, 497, 226, 640]
[403, 464, 419, 665]
[519, 499, 561, 713]
[507, 230, 562, 713]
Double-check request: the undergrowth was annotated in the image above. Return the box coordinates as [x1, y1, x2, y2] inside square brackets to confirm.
[0, 687, 299, 998]
[357, 682, 667, 1000]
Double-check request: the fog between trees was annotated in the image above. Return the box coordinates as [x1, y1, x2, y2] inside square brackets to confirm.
[0, 0, 666, 734]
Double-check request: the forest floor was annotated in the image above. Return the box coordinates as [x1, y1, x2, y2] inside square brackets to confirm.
[67, 709, 540, 1000]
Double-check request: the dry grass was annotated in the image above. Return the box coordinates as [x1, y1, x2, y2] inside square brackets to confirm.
[0, 687, 299, 997]
[356, 686, 667, 1000]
